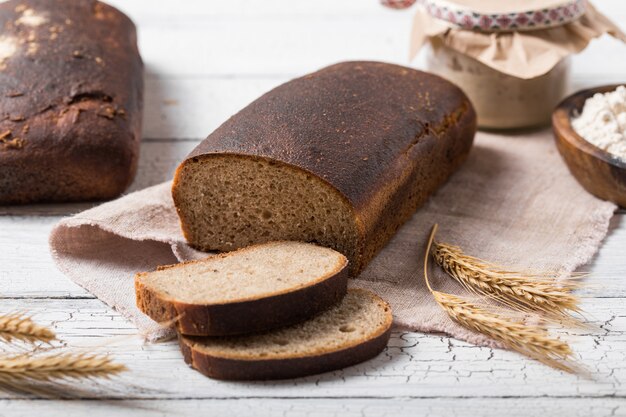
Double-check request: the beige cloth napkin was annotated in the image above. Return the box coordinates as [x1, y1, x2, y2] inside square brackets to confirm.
[49, 129, 616, 344]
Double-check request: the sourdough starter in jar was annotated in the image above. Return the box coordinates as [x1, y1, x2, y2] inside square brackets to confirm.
[426, 41, 571, 129]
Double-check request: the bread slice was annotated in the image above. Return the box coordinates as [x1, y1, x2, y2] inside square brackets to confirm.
[135, 241, 348, 336]
[179, 288, 392, 380]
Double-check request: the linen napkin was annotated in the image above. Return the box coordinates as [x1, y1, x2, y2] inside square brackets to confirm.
[49, 129, 617, 344]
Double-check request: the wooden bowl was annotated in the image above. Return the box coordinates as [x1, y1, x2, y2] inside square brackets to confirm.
[553, 84, 626, 208]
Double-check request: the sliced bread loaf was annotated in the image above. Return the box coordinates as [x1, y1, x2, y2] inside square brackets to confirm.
[172, 61, 476, 276]
[135, 241, 348, 336]
[179, 288, 392, 380]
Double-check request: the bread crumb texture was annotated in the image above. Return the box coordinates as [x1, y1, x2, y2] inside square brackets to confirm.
[175, 156, 359, 267]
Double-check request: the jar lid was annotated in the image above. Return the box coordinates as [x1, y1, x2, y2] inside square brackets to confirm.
[419, 0, 586, 32]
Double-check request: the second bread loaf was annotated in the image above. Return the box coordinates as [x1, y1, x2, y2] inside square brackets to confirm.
[0, 0, 143, 204]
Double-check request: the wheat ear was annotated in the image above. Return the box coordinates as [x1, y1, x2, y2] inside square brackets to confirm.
[424, 224, 575, 372]
[0, 352, 127, 382]
[432, 242, 581, 320]
[0, 313, 56, 344]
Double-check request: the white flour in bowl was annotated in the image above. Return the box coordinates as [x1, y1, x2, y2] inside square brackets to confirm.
[572, 85, 626, 161]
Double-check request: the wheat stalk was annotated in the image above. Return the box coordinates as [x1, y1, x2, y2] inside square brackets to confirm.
[432, 291, 574, 371]
[424, 224, 576, 372]
[0, 313, 56, 344]
[0, 352, 128, 398]
[0, 352, 127, 382]
[432, 242, 582, 320]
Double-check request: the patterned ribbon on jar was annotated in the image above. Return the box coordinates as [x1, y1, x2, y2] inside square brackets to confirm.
[381, 0, 587, 32]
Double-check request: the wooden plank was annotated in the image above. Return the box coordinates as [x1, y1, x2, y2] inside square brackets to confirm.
[0, 297, 624, 400]
[137, 17, 411, 79]
[578, 214, 626, 297]
[0, 397, 624, 417]
[91, 0, 626, 80]
[142, 75, 626, 140]
[135, 25, 626, 79]
[142, 78, 280, 139]
[0, 216, 89, 297]
[103, 0, 626, 79]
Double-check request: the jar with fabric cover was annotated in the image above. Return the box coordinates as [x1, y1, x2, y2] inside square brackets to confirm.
[407, 0, 626, 129]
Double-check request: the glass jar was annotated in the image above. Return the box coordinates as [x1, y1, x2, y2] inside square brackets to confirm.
[425, 39, 571, 130]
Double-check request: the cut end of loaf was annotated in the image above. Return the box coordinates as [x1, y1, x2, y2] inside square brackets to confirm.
[172, 155, 362, 274]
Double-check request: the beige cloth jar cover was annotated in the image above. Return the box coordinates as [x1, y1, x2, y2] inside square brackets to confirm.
[410, 1, 626, 79]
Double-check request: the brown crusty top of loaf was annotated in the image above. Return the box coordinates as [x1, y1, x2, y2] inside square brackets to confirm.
[183, 61, 474, 215]
[0, 0, 143, 203]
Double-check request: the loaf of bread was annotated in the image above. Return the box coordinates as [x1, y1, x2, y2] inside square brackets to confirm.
[179, 288, 392, 380]
[0, 0, 143, 204]
[172, 61, 476, 275]
[135, 241, 348, 336]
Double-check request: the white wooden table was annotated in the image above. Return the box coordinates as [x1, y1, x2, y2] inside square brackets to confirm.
[1, 1, 626, 415]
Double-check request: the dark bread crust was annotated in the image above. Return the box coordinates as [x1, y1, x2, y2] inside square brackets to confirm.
[0, 0, 143, 204]
[135, 243, 349, 336]
[173, 61, 476, 275]
[179, 327, 391, 380]
[178, 290, 393, 380]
